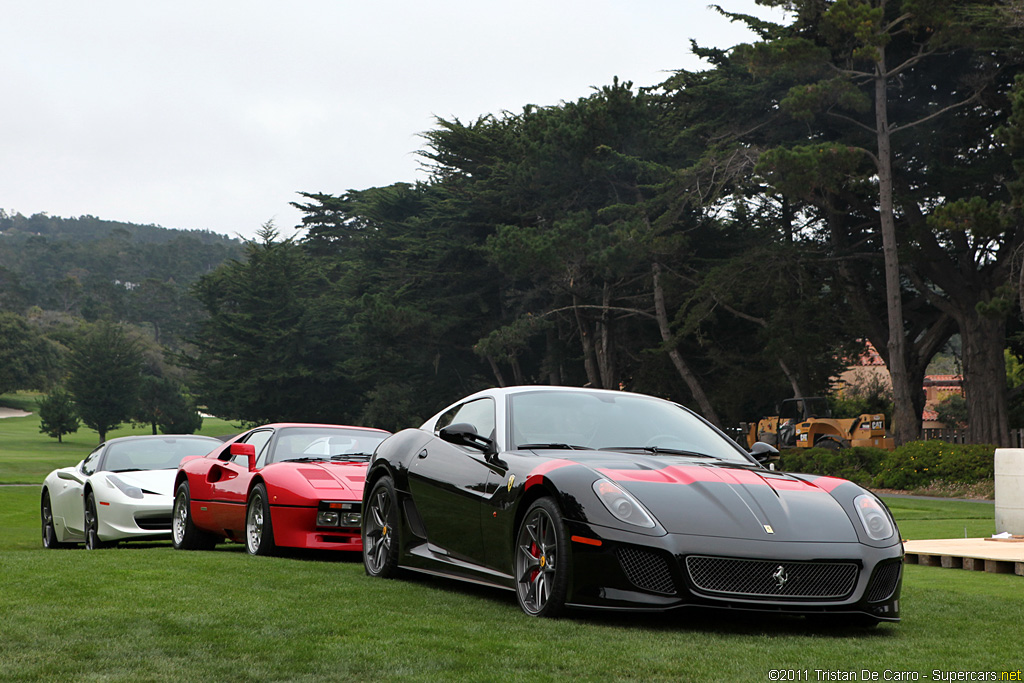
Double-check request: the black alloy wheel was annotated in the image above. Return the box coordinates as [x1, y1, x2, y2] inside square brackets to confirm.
[514, 497, 570, 618]
[41, 490, 70, 549]
[363, 476, 400, 577]
[84, 491, 111, 549]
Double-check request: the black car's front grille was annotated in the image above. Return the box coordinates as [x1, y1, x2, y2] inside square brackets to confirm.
[616, 547, 677, 595]
[685, 555, 859, 600]
[134, 515, 172, 531]
[866, 561, 902, 602]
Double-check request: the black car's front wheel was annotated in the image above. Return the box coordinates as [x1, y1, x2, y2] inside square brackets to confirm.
[246, 483, 276, 556]
[363, 475, 400, 577]
[515, 497, 570, 617]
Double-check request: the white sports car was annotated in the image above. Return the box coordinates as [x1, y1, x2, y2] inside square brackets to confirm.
[41, 434, 223, 549]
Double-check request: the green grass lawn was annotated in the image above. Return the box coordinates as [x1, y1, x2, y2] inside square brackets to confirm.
[0, 392, 241, 484]
[2, 394, 1022, 682]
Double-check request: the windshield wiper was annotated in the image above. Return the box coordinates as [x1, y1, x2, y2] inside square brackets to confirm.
[329, 453, 372, 461]
[108, 468, 143, 473]
[600, 446, 716, 458]
[518, 443, 594, 451]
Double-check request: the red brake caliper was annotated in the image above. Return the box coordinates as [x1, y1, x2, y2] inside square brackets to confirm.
[529, 542, 540, 583]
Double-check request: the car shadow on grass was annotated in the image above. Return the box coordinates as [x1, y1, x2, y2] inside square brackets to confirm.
[381, 569, 893, 637]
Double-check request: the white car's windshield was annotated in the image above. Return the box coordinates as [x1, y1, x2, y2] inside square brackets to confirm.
[101, 437, 220, 472]
[509, 391, 750, 464]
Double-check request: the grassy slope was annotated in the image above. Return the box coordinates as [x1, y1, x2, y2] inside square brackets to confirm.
[2, 393, 1022, 681]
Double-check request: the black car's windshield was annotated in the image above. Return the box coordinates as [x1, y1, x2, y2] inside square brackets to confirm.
[272, 428, 387, 464]
[509, 390, 750, 464]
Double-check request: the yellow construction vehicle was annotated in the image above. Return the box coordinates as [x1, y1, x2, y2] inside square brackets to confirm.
[744, 397, 893, 451]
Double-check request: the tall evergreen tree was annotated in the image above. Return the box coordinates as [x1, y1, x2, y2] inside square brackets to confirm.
[37, 388, 80, 443]
[66, 321, 143, 442]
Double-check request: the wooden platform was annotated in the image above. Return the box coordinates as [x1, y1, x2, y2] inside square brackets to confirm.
[903, 538, 1024, 576]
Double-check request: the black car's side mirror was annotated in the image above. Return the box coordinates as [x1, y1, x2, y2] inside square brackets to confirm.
[439, 423, 495, 455]
[749, 441, 779, 464]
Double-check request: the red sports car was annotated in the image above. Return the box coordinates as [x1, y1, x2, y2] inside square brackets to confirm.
[172, 423, 390, 555]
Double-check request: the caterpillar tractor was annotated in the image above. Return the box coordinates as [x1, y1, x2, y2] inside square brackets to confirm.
[744, 397, 893, 451]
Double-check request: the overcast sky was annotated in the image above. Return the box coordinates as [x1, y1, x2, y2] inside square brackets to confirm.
[2, 1, 785, 241]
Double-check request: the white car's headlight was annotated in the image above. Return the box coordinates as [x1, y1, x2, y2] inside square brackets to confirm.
[592, 478, 656, 528]
[854, 494, 895, 540]
[106, 474, 144, 499]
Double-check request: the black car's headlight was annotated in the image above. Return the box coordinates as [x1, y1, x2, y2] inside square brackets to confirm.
[854, 494, 895, 540]
[105, 474, 144, 499]
[593, 478, 656, 528]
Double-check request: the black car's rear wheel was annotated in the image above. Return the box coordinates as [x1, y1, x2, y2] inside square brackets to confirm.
[515, 497, 570, 618]
[172, 480, 218, 550]
[41, 489, 71, 549]
[246, 483, 276, 556]
[363, 476, 400, 577]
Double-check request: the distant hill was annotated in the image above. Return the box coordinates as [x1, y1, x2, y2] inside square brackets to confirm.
[0, 210, 240, 246]
[0, 210, 245, 345]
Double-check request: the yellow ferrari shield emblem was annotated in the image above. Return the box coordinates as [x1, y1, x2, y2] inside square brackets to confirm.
[764, 525, 774, 534]
[507, 475, 515, 492]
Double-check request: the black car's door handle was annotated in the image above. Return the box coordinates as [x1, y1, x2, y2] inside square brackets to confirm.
[417, 449, 428, 459]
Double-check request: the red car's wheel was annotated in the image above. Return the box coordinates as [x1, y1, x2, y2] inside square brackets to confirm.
[172, 480, 217, 550]
[515, 497, 570, 618]
[363, 476, 400, 577]
[246, 483, 276, 556]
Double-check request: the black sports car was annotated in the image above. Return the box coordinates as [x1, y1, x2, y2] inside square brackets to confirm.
[362, 386, 902, 622]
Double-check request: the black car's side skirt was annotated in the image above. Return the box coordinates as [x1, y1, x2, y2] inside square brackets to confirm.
[402, 542, 515, 589]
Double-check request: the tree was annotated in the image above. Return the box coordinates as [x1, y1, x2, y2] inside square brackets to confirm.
[736, 0, 1024, 444]
[0, 311, 60, 395]
[66, 321, 143, 442]
[157, 385, 203, 434]
[37, 388, 80, 443]
[185, 223, 360, 425]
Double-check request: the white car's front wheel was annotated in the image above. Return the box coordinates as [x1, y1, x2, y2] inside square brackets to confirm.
[84, 492, 112, 550]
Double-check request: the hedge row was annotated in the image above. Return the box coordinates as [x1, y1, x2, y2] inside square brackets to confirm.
[777, 440, 996, 490]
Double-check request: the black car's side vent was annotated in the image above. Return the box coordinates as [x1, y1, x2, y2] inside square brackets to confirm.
[866, 561, 902, 603]
[685, 556, 858, 600]
[403, 499, 428, 539]
[616, 547, 677, 595]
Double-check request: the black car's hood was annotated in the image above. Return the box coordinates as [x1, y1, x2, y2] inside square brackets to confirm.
[566, 453, 859, 542]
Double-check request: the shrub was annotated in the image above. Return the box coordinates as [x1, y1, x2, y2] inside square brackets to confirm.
[871, 440, 995, 489]
[778, 446, 888, 487]
[778, 441, 995, 492]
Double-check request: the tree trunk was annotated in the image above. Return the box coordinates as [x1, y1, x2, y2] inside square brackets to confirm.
[543, 327, 561, 385]
[595, 282, 616, 389]
[485, 355, 506, 388]
[510, 355, 525, 386]
[573, 295, 602, 387]
[777, 357, 806, 401]
[875, 51, 920, 445]
[960, 311, 1010, 446]
[652, 263, 722, 426]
